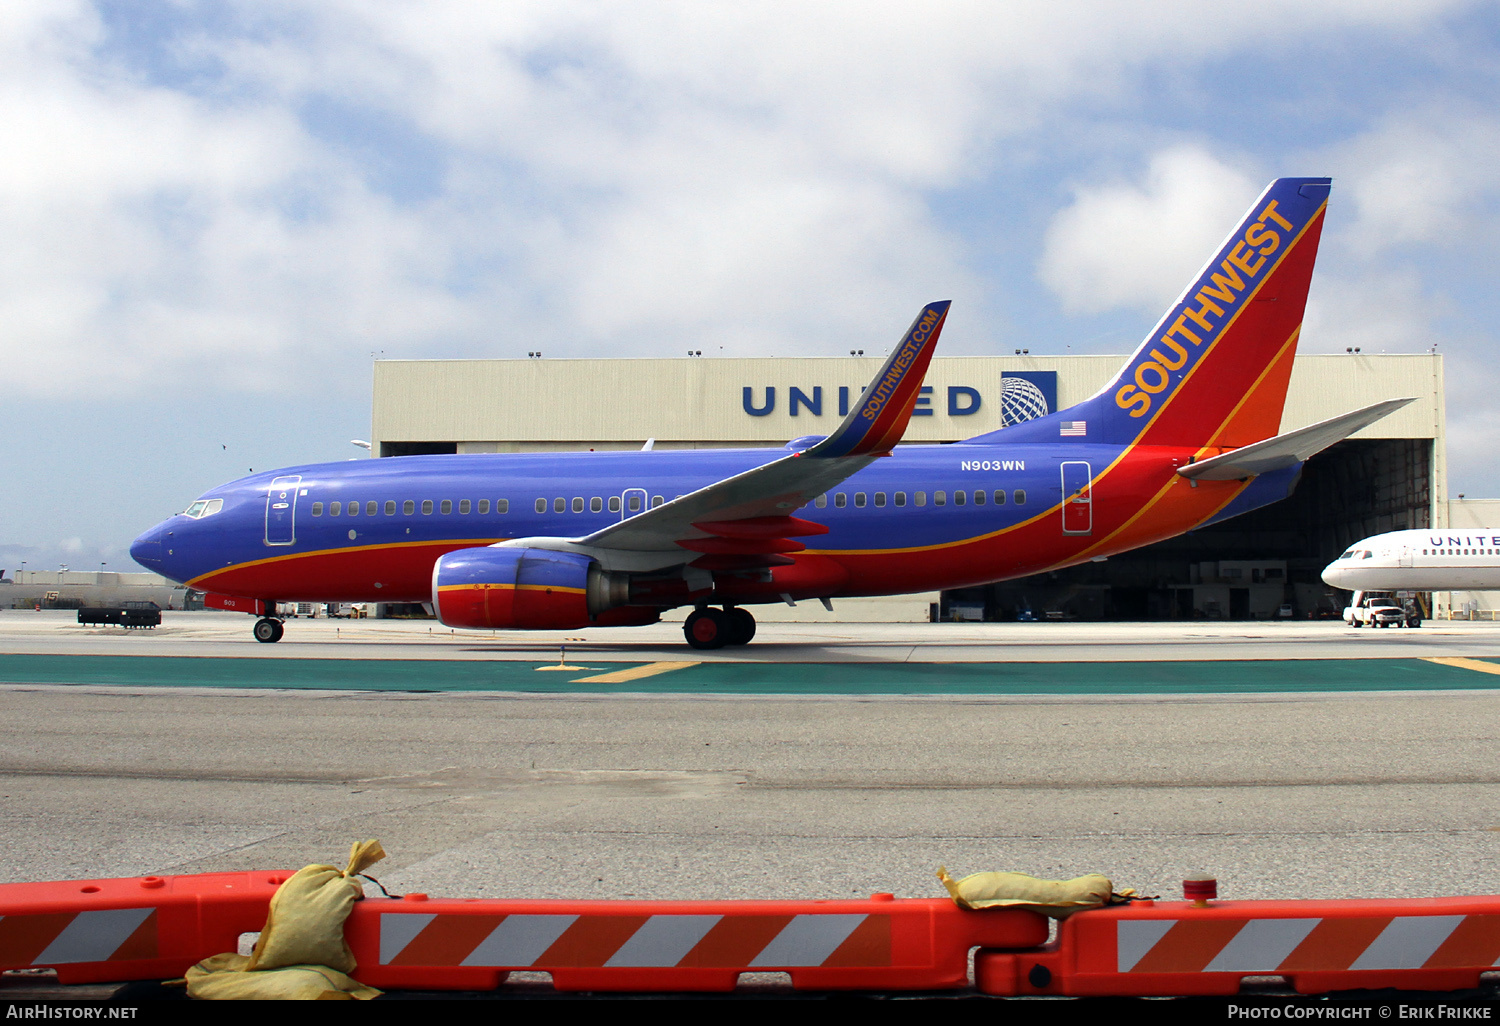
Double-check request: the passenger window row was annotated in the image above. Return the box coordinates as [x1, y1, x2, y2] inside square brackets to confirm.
[310, 498, 510, 517]
[311, 487, 1027, 520]
[813, 489, 1026, 509]
[535, 494, 666, 514]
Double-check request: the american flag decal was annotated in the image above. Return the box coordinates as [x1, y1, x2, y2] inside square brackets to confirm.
[1060, 421, 1086, 437]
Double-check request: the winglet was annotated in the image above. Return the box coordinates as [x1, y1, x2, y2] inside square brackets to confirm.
[806, 301, 950, 459]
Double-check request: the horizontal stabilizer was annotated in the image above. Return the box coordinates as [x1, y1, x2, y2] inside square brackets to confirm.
[1177, 398, 1415, 481]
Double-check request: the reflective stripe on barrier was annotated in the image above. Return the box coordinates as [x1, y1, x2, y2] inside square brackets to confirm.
[346, 896, 1049, 992]
[0, 873, 286, 985]
[0, 908, 157, 966]
[975, 898, 1500, 997]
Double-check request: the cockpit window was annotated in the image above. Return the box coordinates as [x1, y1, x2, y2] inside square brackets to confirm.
[1360, 550, 1372, 559]
[182, 499, 224, 519]
[1339, 549, 1356, 559]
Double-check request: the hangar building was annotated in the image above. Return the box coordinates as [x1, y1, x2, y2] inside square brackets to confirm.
[371, 353, 1453, 621]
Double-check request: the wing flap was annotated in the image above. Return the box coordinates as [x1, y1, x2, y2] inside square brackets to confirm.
[678, 537, 807, 555]
[690, 553, 797, 571]
[693, 516, 830, 539]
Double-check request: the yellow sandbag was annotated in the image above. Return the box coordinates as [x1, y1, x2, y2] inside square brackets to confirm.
[936, 865, 1130, 917]
[247, 839, 386, 974]
[185, 953, 380, 1001]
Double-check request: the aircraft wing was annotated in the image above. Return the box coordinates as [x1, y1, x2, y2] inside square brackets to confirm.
[504, 301, 950, 566]
[1177, 397, 1415, 481]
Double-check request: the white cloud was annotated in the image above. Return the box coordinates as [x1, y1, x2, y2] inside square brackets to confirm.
[0, 5, 483, 399]
[1322, 106, 1500, 257]
[1037, 147, 1261, 317]
[1301, 269, 1446, 355]
[0, 0, 1483, 401]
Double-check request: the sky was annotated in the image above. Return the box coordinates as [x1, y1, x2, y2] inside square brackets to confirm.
[5, 0, 1500, 575]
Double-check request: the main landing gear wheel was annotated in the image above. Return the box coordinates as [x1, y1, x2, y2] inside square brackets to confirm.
[684, 608, 730, 650]
[685, 608, 726, 650]
[685, 607, 758, 649]
[253, 617, 285, 643]
[726, 607, 756, 646]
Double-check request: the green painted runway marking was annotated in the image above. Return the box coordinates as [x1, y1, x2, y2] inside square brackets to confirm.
[2, 654, 1499, 694]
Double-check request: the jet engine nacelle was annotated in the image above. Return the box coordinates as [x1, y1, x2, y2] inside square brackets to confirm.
[432, 546, 651, 630]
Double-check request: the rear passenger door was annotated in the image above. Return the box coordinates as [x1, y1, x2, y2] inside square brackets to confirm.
[1060, 461, 1092, 536]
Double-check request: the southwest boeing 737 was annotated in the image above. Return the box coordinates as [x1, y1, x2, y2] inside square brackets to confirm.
[132, 177, 1411, 649]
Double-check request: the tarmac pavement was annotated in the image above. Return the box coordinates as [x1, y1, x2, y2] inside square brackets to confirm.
[1, 612, 1497, 908]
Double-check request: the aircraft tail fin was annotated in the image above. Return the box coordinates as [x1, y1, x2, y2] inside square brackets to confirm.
[966, 177, 1330, 449]
[806, 300, 950, 458]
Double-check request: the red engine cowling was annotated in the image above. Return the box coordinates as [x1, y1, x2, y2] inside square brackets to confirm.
[433, 547, 592, 629]
[432, 547, 660, 630]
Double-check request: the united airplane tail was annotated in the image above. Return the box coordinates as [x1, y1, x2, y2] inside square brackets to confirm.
[966, 177, 1331, 450]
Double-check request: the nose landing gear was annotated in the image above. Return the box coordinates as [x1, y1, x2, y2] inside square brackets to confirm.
[684, 606, 756, 650]
[253, 617, 285, 643]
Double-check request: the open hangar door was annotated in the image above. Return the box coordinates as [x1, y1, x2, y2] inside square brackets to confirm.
[945, 438, 1433, 622]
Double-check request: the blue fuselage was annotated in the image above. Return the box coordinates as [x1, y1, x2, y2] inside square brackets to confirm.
[131, 441, 1294, 607]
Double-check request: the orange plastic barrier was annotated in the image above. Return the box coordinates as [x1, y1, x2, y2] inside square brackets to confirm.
[6, 873, 1500, 996]
[0, 872, 287, 985]
[0, 876, 1048, 992]
[975, 896, 1500, 996]
[345, 892, 1047, 992]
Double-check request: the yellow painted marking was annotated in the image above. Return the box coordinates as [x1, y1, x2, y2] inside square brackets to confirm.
[1423, 656, 1500, 676]
[571, 661, 700, 684]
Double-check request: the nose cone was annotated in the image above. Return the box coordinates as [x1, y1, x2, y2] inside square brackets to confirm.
[130, 523, 167, 573]
[1320, 560, 1346, 589]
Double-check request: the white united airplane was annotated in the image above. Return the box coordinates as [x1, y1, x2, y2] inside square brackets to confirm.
[1321, 529, 1500, 592]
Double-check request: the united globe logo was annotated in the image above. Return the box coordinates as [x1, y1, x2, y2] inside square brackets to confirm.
[999, 375, 1051, 425]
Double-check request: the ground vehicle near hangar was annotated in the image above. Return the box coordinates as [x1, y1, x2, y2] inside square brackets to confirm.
[1342, 595, 1410, 628]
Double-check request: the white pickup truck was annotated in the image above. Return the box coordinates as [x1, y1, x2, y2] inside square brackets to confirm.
[1343, 591, 1420, 628]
